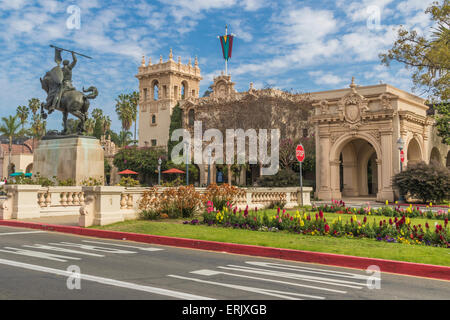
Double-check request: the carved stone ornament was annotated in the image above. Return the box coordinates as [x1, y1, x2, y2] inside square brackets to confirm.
[319, 100, 329, 115]
[368, 130, 381, 143]
[379, 93, 393, 110]
[338, 80, 369, 128]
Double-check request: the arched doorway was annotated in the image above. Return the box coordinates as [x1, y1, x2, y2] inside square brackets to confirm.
[407, 138, 422, 166]
[430, 147, 442, 166]
[330, 135, 381, 200]
[25, 163, 33, 173]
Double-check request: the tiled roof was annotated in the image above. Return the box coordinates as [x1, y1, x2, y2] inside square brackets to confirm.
[0, 143, 33, 155]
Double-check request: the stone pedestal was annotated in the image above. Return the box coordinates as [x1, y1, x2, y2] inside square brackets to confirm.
[33, 136, 104, 185]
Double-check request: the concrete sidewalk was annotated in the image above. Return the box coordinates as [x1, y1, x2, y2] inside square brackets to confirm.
[18, 215, 79, 226]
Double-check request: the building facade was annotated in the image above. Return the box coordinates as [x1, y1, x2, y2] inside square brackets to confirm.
[136, 56, 450, 200]
[135, 49, 202, 149]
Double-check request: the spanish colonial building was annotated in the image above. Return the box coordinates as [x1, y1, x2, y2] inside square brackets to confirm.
[136, 53, 450, 201]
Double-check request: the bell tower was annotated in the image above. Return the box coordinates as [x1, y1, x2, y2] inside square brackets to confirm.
[135, 49, 202, 148]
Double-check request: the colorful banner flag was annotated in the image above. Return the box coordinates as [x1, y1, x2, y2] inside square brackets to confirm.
[219, 35, 234, 61]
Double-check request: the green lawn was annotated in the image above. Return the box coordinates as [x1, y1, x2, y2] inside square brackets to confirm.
[95, 218, 450, 267]
[245, 208, 445, 227]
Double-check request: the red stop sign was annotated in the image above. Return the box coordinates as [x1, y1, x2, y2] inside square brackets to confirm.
[296, 144, 305, 162]
[400, 150, 405, 163]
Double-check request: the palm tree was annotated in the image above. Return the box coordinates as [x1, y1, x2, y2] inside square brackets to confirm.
[129, 91, 139, 145]
[28, 98, 41, 149]
[118, 130, 133, 147]
[16, 105, 29, 153]
[115, 94, 133, 147]
[0, 115, 21, 175]
[102, 116, 111, 136]
[84, 118, 95, 136]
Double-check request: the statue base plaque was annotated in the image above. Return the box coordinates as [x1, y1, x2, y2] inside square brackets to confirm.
[33, 136, 104, 185]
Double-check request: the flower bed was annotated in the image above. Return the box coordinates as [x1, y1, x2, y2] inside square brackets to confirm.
[314, 200, 449, 220]
[196, 203, 449, 248]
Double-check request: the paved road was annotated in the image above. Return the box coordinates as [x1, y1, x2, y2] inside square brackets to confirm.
[0, 225, 448, 300]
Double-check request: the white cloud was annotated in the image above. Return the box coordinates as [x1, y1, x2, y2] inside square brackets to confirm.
[309, 71, 346, 86]
[275, 7, 339, 45]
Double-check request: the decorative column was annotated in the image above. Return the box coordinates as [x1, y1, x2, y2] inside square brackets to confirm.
[317, 132, 332, 200]
[329, 159, 342, 200]
[379, 129, 395, 202]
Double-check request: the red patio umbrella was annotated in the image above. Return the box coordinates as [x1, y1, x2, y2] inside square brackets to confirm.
[118, 169, 138, 175]
[162, 168, 185, 174]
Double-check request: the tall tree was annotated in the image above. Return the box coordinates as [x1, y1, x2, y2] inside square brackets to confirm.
[28, 98, 41, 149]
[115, 94, 133, 147]
[380, 0, 449, 144]
[91, 108, 104, 138]
[28, 98, 40, 117]
[16, 105, 29, 153]
[118, 130, 133, 147]
[129, 91, 139, 145]
[0, 115, 21, 175]
[84, 118, 95, 136]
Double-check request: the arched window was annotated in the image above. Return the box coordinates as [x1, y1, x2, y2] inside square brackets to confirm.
[151, 114, 156, 124]
[152, 80, 159, 100]
[188, 109, 195, 126]
[181, 81, 188, 100]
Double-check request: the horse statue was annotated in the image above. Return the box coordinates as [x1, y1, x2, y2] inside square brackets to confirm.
[40, 47, 98, 135]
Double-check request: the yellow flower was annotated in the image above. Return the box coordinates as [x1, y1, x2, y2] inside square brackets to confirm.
[395, 201, 398, 204]
[338, 216, 342, 222]
[386, 200, 389, 205]
[405, 217, 410, 225]
[430, 202, 432, 207]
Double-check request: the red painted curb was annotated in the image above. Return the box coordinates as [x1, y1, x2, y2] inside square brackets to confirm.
[1, 219, 449, 281]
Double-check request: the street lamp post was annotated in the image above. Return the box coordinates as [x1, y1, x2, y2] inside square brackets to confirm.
[185, 141, 189, 186]
[158, 157, 162, 185]
[207, 148, 212, 186]
[397, 137, 405, 202]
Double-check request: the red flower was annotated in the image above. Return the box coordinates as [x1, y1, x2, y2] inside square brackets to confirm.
[319, 210, 324, 219]
[324, 224, 330, 233]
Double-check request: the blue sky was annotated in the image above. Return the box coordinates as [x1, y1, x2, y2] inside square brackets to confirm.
[0, 0, 437, 132]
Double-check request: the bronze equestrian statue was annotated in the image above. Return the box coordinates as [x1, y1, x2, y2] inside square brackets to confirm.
[40, 46, 98, 135]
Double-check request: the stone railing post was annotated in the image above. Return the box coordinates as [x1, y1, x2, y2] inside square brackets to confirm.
[3, 185, 42, 219]
[79, 186, 125, 227]
[0, 190, 13, 220]
[245, 189, 252, 207]
[297, 187, 313, 207]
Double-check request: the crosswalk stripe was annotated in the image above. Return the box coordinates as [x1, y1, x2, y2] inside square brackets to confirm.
[0, 258, 213, 300]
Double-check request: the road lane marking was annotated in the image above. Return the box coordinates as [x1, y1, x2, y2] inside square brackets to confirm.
[0, 231, 46, 236]
[0, 258, 213, 300]
[81, 240, 164, 252]
[0, 247, 81, 262]
[22, 244, 105, 257]
[48, 242, 137, 254]
[168, 274, 325, 300]
[219, 265, 365, 289]
[190, 269, 347, 294]
[245, 261, 371, 280]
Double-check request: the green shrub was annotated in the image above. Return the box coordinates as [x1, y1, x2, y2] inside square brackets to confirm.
[393, 162, 450, 203]
[57, 178, 75, 186]
[139, 210, 160, 220]
[257, 168, 299, 187]
[118, 176, 140, 187]
[81, 177, 103, 186]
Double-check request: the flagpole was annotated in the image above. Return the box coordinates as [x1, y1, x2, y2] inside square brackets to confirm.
[225, 25, 228, 75]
